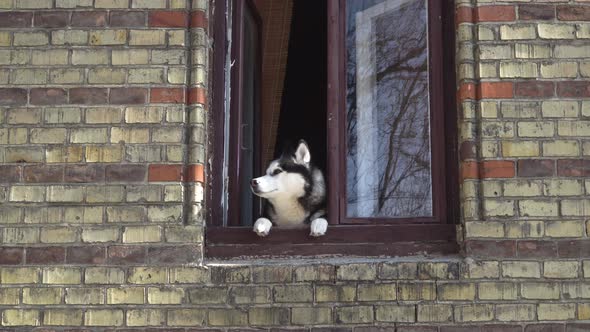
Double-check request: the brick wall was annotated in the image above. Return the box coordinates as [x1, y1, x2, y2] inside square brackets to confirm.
[0, 0, 588, 330]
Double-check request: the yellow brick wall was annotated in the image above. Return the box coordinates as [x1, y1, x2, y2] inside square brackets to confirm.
[0, 0, 588, 330]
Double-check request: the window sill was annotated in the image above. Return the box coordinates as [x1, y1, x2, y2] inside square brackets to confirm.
[205, 224, 458, 259]
[204, 255, 464, 267]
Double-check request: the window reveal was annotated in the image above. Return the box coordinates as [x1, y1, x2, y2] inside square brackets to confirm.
[206, 0, 458, 258]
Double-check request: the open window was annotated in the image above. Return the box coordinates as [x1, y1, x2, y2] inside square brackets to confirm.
[207, 0, 458, 258]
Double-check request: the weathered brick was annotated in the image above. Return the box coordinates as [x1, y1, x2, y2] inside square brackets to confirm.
[14, 32, 48, 46]
[454, 304, 494, 322]
[30, 88, 67, 105]
[466, 222, 504, 238]
[438, 283, 476, 300]
[500, 24, 536, 40]
[71, 11, 107, 26]
[65, 287, 104, 304]
[3, 227, 39, 243]
[515, 44, 551, 59]
[147, 245, 199, 264]
[110, 88, 148, 104]
[479, 282, 517, 300]
[417, 304, 453, 322]
[107, 287, 144, 304]
[248, 307, 290, 326]
[506, 220, 544, 238]
[2, 309, 40, 326]
[188, 287, 227, 304]
[477, 6, 515, 22]
[335, 306, 374, 324]
[379, 262, 418, 279]
[89, 29, 126, 45]
[129, 30, 166, 45]
[43, 267, 81, 284]
[84, 309, 124, 326]
[502, 261, 540, 278]
[88, 68, 126, 84]
[291, 307, 332, 325]
[546, 220, 585, 238]
[85, 267, 125, 284]
[126, 267, 166, 284]
[521, 282, 560, 299]
[169, 267, 209, 284]
[95, 0, 129, 8]
[127, 309, 165, 326]
[123, 225, 162, 243]
[107, 246, 146, 264]
[208, 308, 248, 326]
[376, 305, 416, 323]
[23, 287, 62, 304]
[516, 82, 555, 98]
[518, 159, 555, 177]
[544, 261, 579, 279]
[167, 309, 206, 326]
[0, 248, 24, 265]
[52, 29, 89, 45]
[558, 5, 590, 21]
[337, 264, 377, 281]
[110, 11, 146, 27]
[500, 62, 537, 78]
[557, 81, 590, 98]
[72, 50, 109, 65]
[537, 303, 576, 320]
[41, 227, 78, 243]
[519, 5, 555, 20]
[521, 244, 557, 263]
[0, 12, 32, 28]
[1, 267, 39, 284]
[399, 282, 436, 301]
[496, 304, 536, 321]
[70, 88, 108, 104]
[112, 49, 149, 65]
[148, 287, 184, 304]
[519, 200, 558, 217]
[10, 186, 45, 202]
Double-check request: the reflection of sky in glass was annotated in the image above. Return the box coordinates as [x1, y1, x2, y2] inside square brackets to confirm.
[346, 0, 432, 218]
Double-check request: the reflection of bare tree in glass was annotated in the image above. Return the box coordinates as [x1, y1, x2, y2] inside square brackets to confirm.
[346, 0, 432, 218]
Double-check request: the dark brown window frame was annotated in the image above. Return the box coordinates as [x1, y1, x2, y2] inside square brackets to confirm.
[207, 0, 459, 259]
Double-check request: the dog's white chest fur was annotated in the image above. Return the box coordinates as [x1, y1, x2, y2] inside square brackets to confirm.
[269, 197, 307, 227]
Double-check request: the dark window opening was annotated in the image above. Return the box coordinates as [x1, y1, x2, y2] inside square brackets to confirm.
[274, 0, 328, 172]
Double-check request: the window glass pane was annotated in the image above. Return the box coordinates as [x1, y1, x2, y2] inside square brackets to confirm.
[346, 0, 432, 218]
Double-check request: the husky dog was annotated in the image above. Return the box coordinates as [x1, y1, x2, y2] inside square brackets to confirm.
[250, 140, 328, 237]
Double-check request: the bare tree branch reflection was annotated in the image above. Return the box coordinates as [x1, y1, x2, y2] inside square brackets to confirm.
[346, 0, 432, 218]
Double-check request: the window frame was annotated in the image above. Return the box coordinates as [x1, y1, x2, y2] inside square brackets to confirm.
[226, 0, 263, 227]
[206, 0, 459, 259]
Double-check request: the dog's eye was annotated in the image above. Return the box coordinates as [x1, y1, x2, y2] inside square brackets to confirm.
[273, 169, 283, 176]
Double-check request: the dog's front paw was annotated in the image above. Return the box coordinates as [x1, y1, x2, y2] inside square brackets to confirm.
[253, 218, 272, 237]
[310, 218, 328, 237]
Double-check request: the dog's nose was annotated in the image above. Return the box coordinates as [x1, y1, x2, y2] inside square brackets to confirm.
[251, 179, 258, 187]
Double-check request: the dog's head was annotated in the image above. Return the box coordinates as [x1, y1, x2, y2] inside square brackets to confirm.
[251, 140, 311, 199]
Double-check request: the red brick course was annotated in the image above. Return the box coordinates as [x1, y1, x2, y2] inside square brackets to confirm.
[149, 10, 189, 27]
[479, 82, 514, 99]
[148, 164, 183, 182]
[476, 6, 516, 22]
[151, 88, 185, 103]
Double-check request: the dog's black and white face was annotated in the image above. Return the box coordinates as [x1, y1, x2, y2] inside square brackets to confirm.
[250, 141, 311, 199]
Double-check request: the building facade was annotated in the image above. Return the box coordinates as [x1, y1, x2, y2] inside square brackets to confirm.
[0, 0, 589, 330]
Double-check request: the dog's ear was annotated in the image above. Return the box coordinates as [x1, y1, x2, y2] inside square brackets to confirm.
[294, 140, 311, 165]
